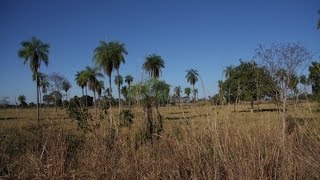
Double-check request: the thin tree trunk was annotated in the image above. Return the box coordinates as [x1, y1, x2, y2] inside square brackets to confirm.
[108, 76, 115, 133]
[36, 73, 40, 123]
[39, 87, 42, 110]
[192, 84, 195, 103]
[282, 90, 287, 145]
[81, 87, 84, 97]
[109, 75, 112, 96]
[117, 69, 121, 117]
[85, 86, 88, 108]
[94, 91, 97, 115]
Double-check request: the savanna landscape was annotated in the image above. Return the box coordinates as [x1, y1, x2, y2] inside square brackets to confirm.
[1, 1, 320, 179]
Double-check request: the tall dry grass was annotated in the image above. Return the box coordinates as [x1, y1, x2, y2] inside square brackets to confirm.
[0, 103, 319, 179]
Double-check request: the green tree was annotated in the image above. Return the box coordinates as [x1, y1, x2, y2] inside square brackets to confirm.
[62, 80, 71, 101]
[121, 86, 128, 102]
[127, 78, 170, 140]
[222, 61, 275, 109]
[125, 75, 134, 87]
[18, 95, 27, 107]
[309, 62, 320, 102]
[75, 70, 88, 97]
[95, 80, 104, 98]
[184, 87, 191, 99]
[143, 54, 165, 78]
[93, 41, 113, 96]
[18, 36, 49, 121]
[85, 66, 103, 110]
[115, 75, 123, 89]
[186, 69, 199, 102]
[109, 41, 127, 114]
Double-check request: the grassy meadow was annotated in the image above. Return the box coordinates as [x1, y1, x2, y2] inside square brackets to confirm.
[0, 102, 319, 179]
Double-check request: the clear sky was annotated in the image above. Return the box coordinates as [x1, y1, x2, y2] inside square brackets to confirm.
[1, 0, 319, 103]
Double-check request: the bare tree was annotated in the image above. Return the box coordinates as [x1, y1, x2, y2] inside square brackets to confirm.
[255, 42, 311, 143]
[48, 73, 67, 111]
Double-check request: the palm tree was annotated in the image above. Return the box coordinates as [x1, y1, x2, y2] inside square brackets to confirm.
[93, 41, 113, 96]
[109, 41, 127, 113]
[186, 69, 199, 102]
[121, 86, 128, 102]
[114, 75, 123, 100]
[143, 53, 165, 78]
[184, 87, 191, 99]
[85, 66, 103, 109]
[125, 75, 134, 87]
[75, 70, 88, 97]
[95, 80, 104, 98]
[40, 77, 50, 96]
[18, 37, 49, 121]
[62, 80, 71, 101]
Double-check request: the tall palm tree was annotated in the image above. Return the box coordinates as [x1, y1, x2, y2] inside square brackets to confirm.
[62, 80, 71, 101]
[109, 41, 127, 113]
[93, 41, 113, 96]
[18, 37, 49, 121]
[75, 70, 88, 97]
[125, 75, 134, 87]
[143, 53, 165, 78]
[85, 66, 103, 109]
[184, 87, 191, 99]
[186, 69, 199, 102]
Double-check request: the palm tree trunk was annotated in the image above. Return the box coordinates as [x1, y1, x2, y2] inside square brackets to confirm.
[94, 91, 97, 115]
[36, 73, 40, 122]
[85, 86, 88, 108]
[39, 87, 42, 110]
[81, 87, 84, 97]
[117, 69, 121, 116]
[192, 84, 195, 103]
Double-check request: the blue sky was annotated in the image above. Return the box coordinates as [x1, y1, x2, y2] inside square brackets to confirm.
[0, 0, 319, 103]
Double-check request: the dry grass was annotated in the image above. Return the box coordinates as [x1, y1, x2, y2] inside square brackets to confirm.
[0, 102, 319, 179]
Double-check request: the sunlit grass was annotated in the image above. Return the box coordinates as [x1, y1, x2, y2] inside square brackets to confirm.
[0, 102, 319, 178]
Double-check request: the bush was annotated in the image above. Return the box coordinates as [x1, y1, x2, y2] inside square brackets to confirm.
[119, 109, 134, 127]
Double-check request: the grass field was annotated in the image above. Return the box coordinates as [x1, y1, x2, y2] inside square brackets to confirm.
[0, 102, 319, 179]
